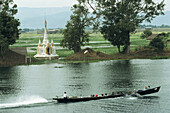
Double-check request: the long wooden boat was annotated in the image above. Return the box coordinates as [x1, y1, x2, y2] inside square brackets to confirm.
[53, 94, 124, 103]
[136, 86, 161, 95]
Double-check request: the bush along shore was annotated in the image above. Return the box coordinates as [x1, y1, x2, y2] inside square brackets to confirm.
[1, 47, 170, 67]
[31, 47, 170, 65]
[64, 47, 170, 61]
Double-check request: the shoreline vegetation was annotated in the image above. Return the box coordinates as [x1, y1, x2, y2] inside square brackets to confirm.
[33, 47, 170, 65]
[0, 29, 170, 67]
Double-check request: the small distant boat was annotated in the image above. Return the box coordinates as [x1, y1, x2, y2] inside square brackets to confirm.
[53, 94, 124, 103]
[134, 86, 161, 96]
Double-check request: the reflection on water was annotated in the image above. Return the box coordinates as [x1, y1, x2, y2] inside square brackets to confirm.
[101, 60, 134, 90]
[0, 67, 21, 95]
[0, 59, 170, 113]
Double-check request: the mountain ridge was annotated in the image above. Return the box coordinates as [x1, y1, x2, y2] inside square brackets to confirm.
[16, 7, 72, 28]
[16, 7, 170, 29]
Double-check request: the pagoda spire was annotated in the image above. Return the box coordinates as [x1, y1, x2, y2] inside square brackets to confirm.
[42, 19, 49, 45]
[45, 20, 47, 29]
[38, 38, 41, 47]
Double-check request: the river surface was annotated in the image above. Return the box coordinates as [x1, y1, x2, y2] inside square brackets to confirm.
[0, 59, 170, 113]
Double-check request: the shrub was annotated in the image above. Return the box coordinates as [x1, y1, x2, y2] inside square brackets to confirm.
[144, 29, 152, 36]
[149, 37, 164, 52]
[140, 33, 147, 39]
[140, 29, 152, 39]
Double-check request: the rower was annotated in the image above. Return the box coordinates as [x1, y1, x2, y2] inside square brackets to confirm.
[63, 92, 67, 99]
[144, 86, 147, 89]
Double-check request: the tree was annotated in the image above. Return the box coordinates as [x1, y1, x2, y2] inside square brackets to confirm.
[159, 32, 169, 47]
[140, 29, 152, 39]
[140, 33, 147, 39]
[101, 25, 127, 53]
[149, 37, 164, 52]
[78, 0, 165, 53]
[144, 29, 152, 37]
[61, 4, 92, 53]
[0, 0, 20, 57]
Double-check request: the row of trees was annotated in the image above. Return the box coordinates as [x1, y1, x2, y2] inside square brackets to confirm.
[0, 0, 20, 57]
[140, 24, 170, 28]
[61, 0, 165, 54]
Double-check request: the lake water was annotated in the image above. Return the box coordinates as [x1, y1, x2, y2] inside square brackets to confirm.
[0, 59, 170, 113]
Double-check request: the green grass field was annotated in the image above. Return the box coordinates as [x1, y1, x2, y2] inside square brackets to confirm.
[10, 28, 170, 58]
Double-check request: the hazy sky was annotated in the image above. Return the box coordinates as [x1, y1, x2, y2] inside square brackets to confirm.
[13, 0, 77, 8]
[13, 0, 170, 11]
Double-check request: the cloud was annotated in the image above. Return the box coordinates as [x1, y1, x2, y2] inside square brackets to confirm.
[13, 0, 77, 8]
[13, 0, 170, 11]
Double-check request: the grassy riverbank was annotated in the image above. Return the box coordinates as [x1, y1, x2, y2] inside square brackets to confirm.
[5, 28, 170, 65]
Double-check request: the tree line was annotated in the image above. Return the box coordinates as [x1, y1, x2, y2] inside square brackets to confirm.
[140, 24, 170, 28]
[61, 0, 165, 54]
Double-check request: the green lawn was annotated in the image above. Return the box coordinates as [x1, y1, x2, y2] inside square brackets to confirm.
[10, 28, 170, 58]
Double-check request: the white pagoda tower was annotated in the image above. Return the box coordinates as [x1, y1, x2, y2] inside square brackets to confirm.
[34, 20, 59, 59]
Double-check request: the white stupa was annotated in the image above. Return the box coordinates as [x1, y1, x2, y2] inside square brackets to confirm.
[34, 20, 59, 59]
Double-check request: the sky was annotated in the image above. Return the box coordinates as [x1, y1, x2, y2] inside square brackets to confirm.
[13, 0, 170, 11]
[13, 0, 77, 8]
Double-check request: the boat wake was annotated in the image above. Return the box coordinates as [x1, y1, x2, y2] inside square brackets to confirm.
[127, 96, 138, 100]
[0, 95, 49, 109]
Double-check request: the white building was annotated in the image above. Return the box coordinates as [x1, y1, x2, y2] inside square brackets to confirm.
[34, 20, 59, 59]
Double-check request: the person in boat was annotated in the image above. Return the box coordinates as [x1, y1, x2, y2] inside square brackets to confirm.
[134, 89, 137, 92]
[144, 86, 147, 89]
[134, 89, 142, 93]
[91, 94, 95, 97]
[112, 92, 114, 95]
[95, 94, 98, 97]
[63, 92, 67, 99]
[148, 86, 150, 89]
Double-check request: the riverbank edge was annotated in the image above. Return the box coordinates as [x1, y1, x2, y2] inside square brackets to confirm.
[30, 53, 170, 65]
[0, 49, 170, 67]
[1, 55, 169, 67]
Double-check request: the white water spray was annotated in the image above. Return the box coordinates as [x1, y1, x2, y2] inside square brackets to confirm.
[0, 95, 48, 109]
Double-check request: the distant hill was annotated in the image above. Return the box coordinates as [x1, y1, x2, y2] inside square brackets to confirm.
[16, 7, 170, 29]
[16, 7, 72, 28]
[145, 11, 170, 26]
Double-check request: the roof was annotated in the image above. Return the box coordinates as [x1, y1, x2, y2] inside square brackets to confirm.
[10, 47, 27, 56]
[146, 34, 159, 40]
